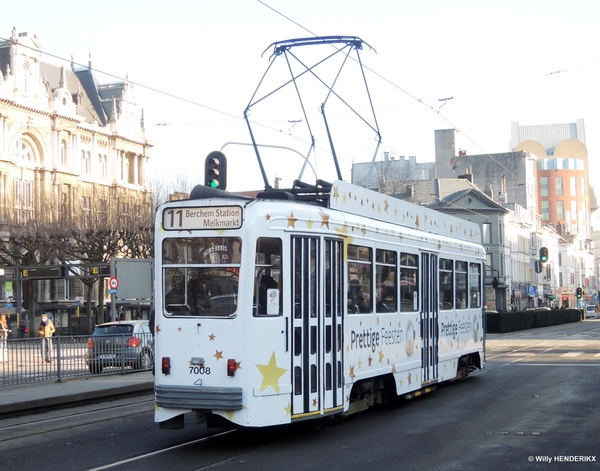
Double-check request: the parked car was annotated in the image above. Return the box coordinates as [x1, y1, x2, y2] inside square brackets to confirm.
[585, 305, 597, 319]
[86, 320, 154, 374]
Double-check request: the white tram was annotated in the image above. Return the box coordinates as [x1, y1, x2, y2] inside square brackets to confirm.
[154, 179, 485, 429]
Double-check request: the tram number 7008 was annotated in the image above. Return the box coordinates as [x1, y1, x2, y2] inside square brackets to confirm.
[189, 366, 211, 375]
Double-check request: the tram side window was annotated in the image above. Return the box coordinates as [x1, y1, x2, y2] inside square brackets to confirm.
[470, 263, 482, 308]
[455, 261, 468, 309]
[439, 258, 454, 310]
[400, 252, 419, 312]
[376, 249, 397, 313]
[348, 245, 372, 314]
[254, 238, 282, 316]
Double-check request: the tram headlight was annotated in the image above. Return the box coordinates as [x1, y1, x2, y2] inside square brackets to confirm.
[161, 357, 171, 375]
[227, 359, 236, 377]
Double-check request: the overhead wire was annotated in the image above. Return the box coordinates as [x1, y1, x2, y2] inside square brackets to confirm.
[1, 10, 594, 203]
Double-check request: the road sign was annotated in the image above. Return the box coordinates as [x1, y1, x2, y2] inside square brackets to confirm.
[109, 277, 119, 290]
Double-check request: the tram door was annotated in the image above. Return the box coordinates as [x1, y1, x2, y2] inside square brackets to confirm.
[291, 236, 344, 417]
[420, 252, 439, 384]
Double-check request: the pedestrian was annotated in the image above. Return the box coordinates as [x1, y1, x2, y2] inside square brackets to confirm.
[0, 314, 9, 362]
[38, 313, 55, 363]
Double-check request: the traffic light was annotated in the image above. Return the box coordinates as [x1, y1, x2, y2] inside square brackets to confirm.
[204, 151, 227, 190]
[539, 246, 548, 263]
[576, 287, 582, 299]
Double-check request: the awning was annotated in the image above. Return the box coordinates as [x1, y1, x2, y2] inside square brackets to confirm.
[546, 295, 556, 300]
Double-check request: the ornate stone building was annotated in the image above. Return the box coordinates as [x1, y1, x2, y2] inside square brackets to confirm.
[0, 27, 151, 225]
[0, 27, 152, 332]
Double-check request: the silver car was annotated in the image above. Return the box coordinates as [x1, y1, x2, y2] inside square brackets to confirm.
[585, 305, 597, 319]
[86, 320, 154, 374]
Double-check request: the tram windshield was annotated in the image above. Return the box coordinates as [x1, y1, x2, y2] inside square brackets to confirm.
[162, 237, 241, 317]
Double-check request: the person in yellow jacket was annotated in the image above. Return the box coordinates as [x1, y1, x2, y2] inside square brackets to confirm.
[38, 313, 55, 363]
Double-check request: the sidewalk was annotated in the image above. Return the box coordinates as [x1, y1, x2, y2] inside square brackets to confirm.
[0, 371, 154, 417]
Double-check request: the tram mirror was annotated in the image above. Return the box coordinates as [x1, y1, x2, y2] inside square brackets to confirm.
[266, 289, 280, 315]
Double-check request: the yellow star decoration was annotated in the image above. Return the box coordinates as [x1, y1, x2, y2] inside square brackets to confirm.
[407, 371, 412, 384]
[415, 216, 420, 229]
[342, 193, 347, 204]
[287, 212, 298, 228]
[349, 365, 356, 380]
[391, 364, 396, 373]
[209, 333, 215, 341]
[318, 209, 330, 228]
[155, 325, 161, 335]
[378, 349, 384, 363]
[235, 361, 242, 371]
[368, 355, 372, 367]
[333, 186, 339, 201]
[358, 358, 362, 369]
[256, 352, 287, 394]
[384, 198, 389, 212]
[177, 327, 182, 332]
[214, 350, 223, 360]
[334, 221, 354, 248]
[312, 398, 318, 407]
[225, 405, 247, 421]
[285, 402, 292, 416]
[306, 218, 314, 230]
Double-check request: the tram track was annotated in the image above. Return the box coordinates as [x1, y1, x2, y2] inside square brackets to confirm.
[84, 424, 306, 471]
[0, 396, 155, 444]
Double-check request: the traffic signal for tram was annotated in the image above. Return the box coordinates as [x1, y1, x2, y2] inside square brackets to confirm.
[539, 246, 549, 263]
[576, 287, 583, 299]
[204, 151, 227, 190]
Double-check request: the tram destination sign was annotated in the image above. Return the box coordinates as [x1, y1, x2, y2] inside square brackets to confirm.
[162, 205, 242, 231]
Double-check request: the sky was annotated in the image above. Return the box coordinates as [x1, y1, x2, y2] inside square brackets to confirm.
[2, 0, 600, 197]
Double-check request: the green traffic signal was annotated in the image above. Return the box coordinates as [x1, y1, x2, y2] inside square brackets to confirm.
[539, 247, 548, 263]
[204, 151, 227, 190]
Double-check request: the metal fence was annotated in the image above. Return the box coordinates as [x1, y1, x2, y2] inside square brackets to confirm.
[0, 334, 154, 387]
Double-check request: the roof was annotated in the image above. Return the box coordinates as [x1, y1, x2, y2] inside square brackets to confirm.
[392, 178, 508, 213]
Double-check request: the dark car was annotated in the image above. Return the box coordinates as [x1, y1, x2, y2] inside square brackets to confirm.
[86, 320, 154, 374]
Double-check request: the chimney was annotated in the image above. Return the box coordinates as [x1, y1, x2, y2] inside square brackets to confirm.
[484, 183, 493, 201]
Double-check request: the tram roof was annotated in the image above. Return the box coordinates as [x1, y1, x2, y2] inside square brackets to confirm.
[329, 181, 482, 245]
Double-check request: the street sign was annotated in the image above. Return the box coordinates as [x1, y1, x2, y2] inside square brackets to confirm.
[109, 277, 119, 290]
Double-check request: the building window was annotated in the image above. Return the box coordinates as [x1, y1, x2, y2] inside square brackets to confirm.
[13, 138, 34, 162]
[483, 222, 492, 244]
[14, 180, 33, 224]
[82, 196, 91, 224]
[556, 201, 564, 220]
[555, 177, 563, 196]
[541, 201, 549, 220]
[99, 154, 108, 180]
[570, 176, 576, 196]
[82, 151, 91, 175]
[540, 177, 548, 197]
[60, 140, 67, 166]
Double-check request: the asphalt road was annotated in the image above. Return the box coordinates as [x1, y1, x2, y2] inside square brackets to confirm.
[1, 320, 598, 471]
